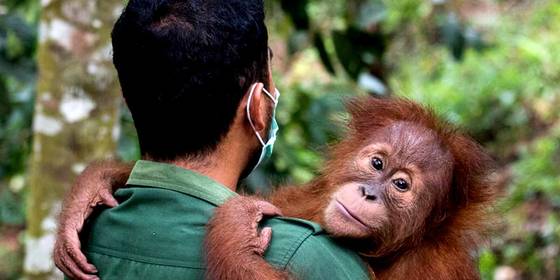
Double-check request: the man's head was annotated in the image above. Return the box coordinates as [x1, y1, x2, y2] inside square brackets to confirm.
[112, 0, 272, 163]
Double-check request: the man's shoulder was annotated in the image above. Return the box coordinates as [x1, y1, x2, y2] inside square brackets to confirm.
[263, 216, 323, 236]
[84, 186, 213, 267]
[262, 217, 370, 279]
[259, 217, 318, 266]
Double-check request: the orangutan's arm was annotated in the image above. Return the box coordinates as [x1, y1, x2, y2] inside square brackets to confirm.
[54, 160, 134, 280]
[204, 196, 289, 280]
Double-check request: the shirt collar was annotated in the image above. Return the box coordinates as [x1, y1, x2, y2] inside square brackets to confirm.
[126, 160, 238, 206]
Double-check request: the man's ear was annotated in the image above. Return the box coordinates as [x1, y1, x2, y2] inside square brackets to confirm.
[245, 82, 267, 133]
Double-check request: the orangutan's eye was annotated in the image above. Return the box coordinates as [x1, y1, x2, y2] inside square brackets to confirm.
[393, 178, 409, 192]
[371, 157, 384, 171]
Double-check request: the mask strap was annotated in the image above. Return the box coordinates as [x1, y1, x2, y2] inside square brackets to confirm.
[262, 88, 279, 105]
[246, 84, 266, 146]
[246, 84, 280, 146]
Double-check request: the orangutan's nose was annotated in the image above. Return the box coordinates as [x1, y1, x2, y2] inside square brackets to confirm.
[360, 185, 377, 201]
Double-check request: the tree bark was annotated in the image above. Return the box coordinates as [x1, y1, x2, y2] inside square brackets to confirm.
[24, 0, 123, 278]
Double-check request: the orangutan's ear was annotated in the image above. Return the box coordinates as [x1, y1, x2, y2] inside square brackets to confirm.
[447, 133, 498, 207]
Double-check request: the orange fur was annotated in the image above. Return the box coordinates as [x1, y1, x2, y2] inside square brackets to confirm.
[209, 97, 499, 279]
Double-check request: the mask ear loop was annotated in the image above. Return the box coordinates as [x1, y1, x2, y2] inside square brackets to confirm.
[262, 88, 279, 105]
[246, 84, 266, 146]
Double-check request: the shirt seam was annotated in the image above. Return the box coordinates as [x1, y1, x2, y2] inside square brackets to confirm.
[127, 160, 237, 206]
[282, 235, 370, 279]
[279, 230, 314, 269]
[86, 245, 205, 269]
[127, 178, 237, 206]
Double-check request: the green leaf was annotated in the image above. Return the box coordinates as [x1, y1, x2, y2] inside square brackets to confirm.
[313, 32, 336, 75]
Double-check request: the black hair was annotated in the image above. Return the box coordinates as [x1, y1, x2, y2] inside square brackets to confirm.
[112, 0, 269, 160]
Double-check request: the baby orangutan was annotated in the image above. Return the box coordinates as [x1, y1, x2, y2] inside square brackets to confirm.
[205, 97, 497, 280]
[54, 97, 496, 280]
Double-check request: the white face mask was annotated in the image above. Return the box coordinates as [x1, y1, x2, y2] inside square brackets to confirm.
[245, 83, 280, 172]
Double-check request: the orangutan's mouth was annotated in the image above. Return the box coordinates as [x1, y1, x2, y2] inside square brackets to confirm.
[335, 200, 370, 230]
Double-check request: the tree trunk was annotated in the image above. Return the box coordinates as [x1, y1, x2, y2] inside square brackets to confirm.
[24, 0, 123, 278]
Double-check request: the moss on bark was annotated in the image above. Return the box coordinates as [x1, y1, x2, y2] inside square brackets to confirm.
[25, 0, 123, 278]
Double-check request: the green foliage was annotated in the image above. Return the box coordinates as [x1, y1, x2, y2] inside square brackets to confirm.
[0, 1, 37, 277]
[0, 1, 37, 181]
[390, 2, 560, 151]
[0, 186, 25, 226]
[382, 0, 431, 31]
[0, 241, 23, 280]
[479, 249, 497, 280]
[511, 133, 560, 205]
[276, 0, 390, 94]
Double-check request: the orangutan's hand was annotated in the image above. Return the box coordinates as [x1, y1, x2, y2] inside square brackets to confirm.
[53, 160, 133, 280]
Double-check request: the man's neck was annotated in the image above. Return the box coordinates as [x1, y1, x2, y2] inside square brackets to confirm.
[163, 111, 257, 192]
[165, 159, 236, 191]
[167, 145, 246, 192]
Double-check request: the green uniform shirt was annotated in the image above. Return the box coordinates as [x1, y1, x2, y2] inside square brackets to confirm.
[82, 160, 369, 279]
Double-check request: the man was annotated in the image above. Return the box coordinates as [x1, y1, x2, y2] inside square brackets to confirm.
[53, 0, 370, 279]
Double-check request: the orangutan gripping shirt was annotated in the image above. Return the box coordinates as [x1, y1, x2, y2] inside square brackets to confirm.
[79, 160, 369, 279]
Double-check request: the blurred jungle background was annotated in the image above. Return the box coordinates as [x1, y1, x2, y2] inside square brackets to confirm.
[1, 0, 559, 279]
